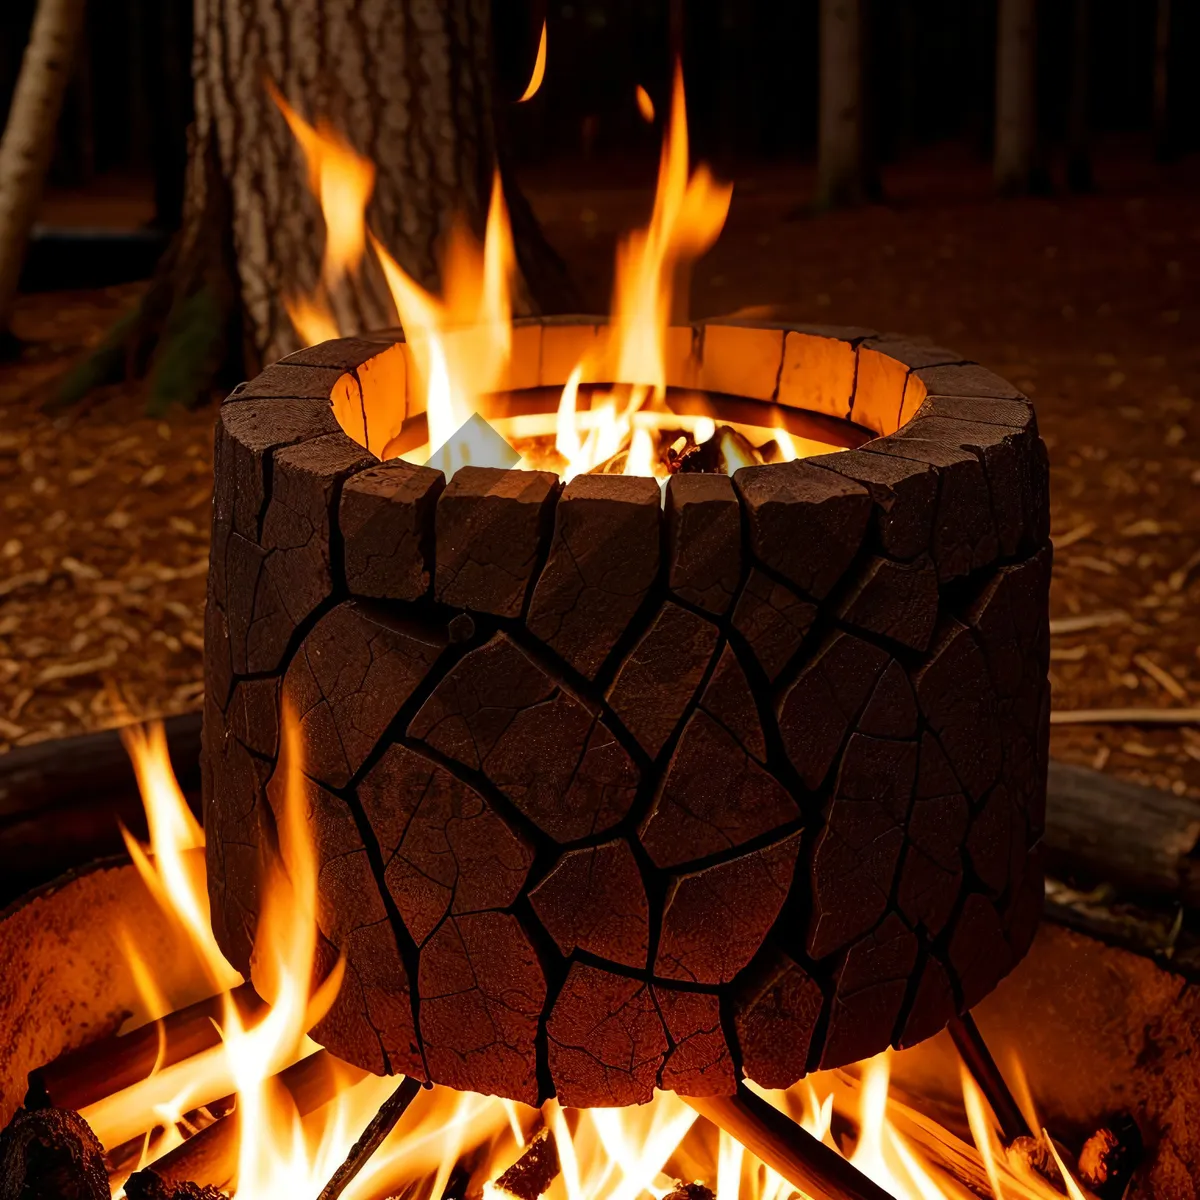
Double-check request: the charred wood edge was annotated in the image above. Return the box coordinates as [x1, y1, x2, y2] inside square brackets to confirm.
[315, 1076, 423, 1200]
[683, 1085, 893, 1200]
[945, 1013, 1031, 1145]
[26, 982, 262, 1112]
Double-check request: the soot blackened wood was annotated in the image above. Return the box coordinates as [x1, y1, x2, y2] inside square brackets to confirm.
[360, 743, 532, 947]
[409, 634, 639, 842]
[287, 602, 446, 789]
[124, 1171, 227, 1200]
[912, 364, 1025, 402]
[808, 734, 917, 960]
[915, 394, 1036, 433]
[837, 555, 939, 652]
[731, 569, 817, 682]
[655, 833, 802, 984]
[814, 451, 937, 562]
[526, 475, 661, 679]
[340, 460, 444, 601]
[863, 432, 998, 583]
[654, 988, 737, 1097]
[820, 914, 918, 1068]
[0, 1107, 109, 1200]
[607, 603, 720, 758]
[418, 911, 546, 1105]
[896, 955, 957, 1049]
[665, 474, 742, 616]
[640, 711, 799, 868]
[857, 661, 919, 740]
[732, 950, 825, 1090]
[435, 466, 558, 617]
[948, 893, 1013, 1009]
[494, 1129, 560, 1200]
[778, 631, 891, 791]
[546, 963, 668, 1107]
[733, 461, 871, 600]
[967, 787, 1018, 898]
[699, 645, 767, 762]
[528, 839, 650, 969]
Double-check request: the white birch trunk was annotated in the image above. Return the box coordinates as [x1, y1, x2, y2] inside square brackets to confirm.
[0, 0, 88, 336]
[994, 0, 1037, 195]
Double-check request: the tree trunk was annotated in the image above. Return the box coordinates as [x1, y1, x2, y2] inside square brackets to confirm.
[1066, 0, 1092, 192]
[1153, 0, 1172, 161]
[993, 0, 1038, 195]
[79, 0, 576, 411]
[0, 0, 87, 345]
[815, 0, 864, 210]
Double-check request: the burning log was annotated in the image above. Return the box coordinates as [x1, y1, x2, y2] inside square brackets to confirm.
[123, 1172, 228, 1200]
[491, 1128, 560, 1200]
[946, 1013, 1031, 1145]
[27, 983, 261, 1113]
[203, 323, 1051, 1106]
[0, 1106, 109, 1200]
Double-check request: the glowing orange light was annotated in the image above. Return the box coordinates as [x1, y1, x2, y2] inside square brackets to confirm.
[518, 21, 548, 102]
[636, 84, 656, 123]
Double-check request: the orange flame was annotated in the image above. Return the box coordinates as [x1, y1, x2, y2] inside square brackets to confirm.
[636, 85, 656, 123]
[518, 21, 548, 103]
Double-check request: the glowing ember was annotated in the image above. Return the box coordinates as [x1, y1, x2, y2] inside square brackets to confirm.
[89, 717, 1094, 1200]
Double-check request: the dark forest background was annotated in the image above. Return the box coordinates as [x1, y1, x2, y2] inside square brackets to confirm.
[2, 0, 1197, 242]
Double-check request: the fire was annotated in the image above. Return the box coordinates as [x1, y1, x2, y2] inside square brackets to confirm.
[93, 717, 1098, 1200]
[518, 21, 549, 103]
[636, 86, 656, 124]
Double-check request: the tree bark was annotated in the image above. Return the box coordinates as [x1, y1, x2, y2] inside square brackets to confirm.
[993, 0, 1038, 195]
[71, 0, 575, 410]
[815, 0, 865, 210]
[0, 0, 87, 344]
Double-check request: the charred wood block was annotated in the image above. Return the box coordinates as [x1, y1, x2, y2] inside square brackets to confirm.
[778, 631, 892, 791]
[732, 949, 825, 1090]
[607, 602, 720, 758]
[836, 554, 939, 652]
[858, 660, 919, 740]
[733, 461, 871, 600]
[340, 461, 444, 601]
[895, 955, 956, 1049]
[526, 475, 661, 679]
[206, 330, 1049, 1105]
[731, 569, 817, 682]
[807, 733, 917, 960]
[359, 743, 532, 946]
[948, 893, 1013, 1009]
[813, 451, 937, 562]
[286, 602, 446, 789]
[898, 737, 969, 938]
[546, 963, 668, 1107]
[529, 840, 650, 969]
[655, 833, 802, 984]
[418, 911, 546, 1104]
[698, 645, 767, 762]
[124, 1171, 228, 1200]
[435, 466, 558, 617]
[863, 431, 998, 582]
[640, 711, 799, 868]
[0, 1106, 109, 1200]
[820, 913, 919, 1068]
[664, 474, 742, 615]
[409, 634, 639, 841]
[654, 987, 737, 1097]
[495, 1129, 560, 1200]
[914, 621, 1002, 804]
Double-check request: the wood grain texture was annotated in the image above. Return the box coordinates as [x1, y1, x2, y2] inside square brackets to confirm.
[205, 324, 1050, 1105]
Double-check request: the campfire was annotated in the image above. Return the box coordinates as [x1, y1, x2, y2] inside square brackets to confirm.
[0, 60, 1103, 1200]
[1, 721, 1127, 1200]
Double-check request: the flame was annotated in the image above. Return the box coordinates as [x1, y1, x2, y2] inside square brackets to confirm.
[636, 85, 656, 124]
[269, 82, 376, 347]
[373, 171, 517, 478]
[518, 21, 548, 102]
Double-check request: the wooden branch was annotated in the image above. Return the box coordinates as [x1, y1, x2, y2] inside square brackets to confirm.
[27, 983, 259, 1113]
[316, 1077, 423, 1200]
[1044, 760, 1200, 907]
[946, 1014, 1031, 1145]
[682, 1085, 894, 1200]
[1050, 707, 1200, 726]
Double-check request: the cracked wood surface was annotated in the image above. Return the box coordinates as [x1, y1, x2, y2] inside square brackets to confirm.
[204, 321, 1050, 1106]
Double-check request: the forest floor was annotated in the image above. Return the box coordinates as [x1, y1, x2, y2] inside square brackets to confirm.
[0, 146, 1198, 799]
